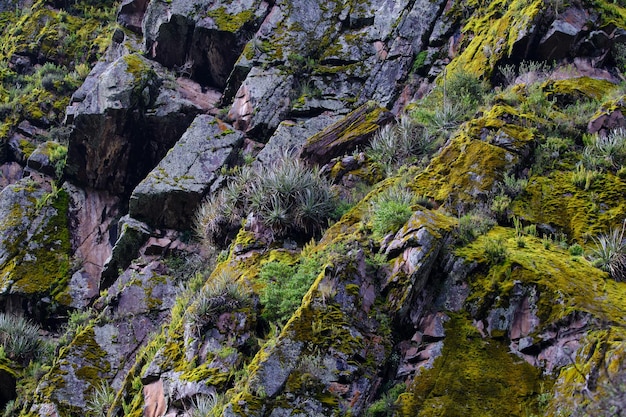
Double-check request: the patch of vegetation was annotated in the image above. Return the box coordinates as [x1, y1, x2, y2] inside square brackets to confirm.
[456, 210, 496, 245]
[85, 381, 115, 417]
[589, 221, 626, 281]
[195, 154, 337, 246]
[369, 186, 415, 239]
[259, 251, 323, 325]
[0, 313, 41, 364]
[366, 383, 406, 417]
[368, 116, 438, 176]
[188, 270, 252, 329]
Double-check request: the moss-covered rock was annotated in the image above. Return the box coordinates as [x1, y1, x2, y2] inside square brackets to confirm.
[396, 313, 545, 417]
[0, 177, 71, 305]
[513, 171, 626, 241]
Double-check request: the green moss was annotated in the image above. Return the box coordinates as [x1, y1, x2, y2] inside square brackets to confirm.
[18, 139, 36, 159]
[0, 2, 116, 137]
[397, 313, 547, 417]
[304, 101, 390, 152]
[543, 77, 616, 104]
[10, 189, 72, 301]
[446, 0, 544, 78]
[513, 171, 626, 241]
[180, 362, 230, 386]
[207, 7, 255, 33]
[457, 227, 626, 325]
[547, 325, 626, 415]
[588, 0, 626, 28]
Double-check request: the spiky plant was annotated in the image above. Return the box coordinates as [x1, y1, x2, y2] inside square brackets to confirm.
[590, 221, 626, 281]
[368, 117, 435, 175]
[190, 393, 219, 417]
[195, 154, 337, 245]
[0, 313, 41, 363]
[189, 270, 251, 329]
[85, 381, 116, 417]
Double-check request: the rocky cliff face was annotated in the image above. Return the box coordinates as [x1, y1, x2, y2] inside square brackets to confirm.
[0, 0, 626, 416]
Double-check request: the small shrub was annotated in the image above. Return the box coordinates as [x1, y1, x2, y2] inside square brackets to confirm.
[259, 255, 322, 324]
[484, 237, 508, 264]
[589, 222, 626, 281]
[490, 193, 512, 221]
[370, 187, 415, 238]
[569, 243, 584, 256]
[0, 313, 41, 363]
[456, 211, 496, 245]
[366, 383, 406, 417]
[499, 64, 517, 86]
[500, 173, 528, 197]
[2, 400, 16, 417]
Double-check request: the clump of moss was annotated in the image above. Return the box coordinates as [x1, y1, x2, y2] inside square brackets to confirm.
[396, 313, 546, 417]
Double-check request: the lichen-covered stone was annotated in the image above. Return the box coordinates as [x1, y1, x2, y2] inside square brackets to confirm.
[129, 114, 243, 230]
[0, 177, 71, 307]
[100, 215, 151, 288]
[65, 53, 201, 194]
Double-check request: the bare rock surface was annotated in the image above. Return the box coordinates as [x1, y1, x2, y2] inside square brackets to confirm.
[65, 53, 202, 195]
[129, 114, 243, 230]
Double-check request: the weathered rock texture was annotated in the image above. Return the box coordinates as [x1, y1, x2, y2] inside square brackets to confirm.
[65, 53, 202, 195]
[129, 114, 243, 230]
[0, 0, 626, 416]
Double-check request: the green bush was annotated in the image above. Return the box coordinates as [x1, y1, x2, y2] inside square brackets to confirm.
[569, 243, 584, 256]
[0, 313, 41, 363]
[366, 383, 406, 417]
[484, 237, 508, 265]
[370, 187, 415, 238]
[499, 173, 528, 198]
[259, 255, 322, 324]
[456, 211, 496, 245]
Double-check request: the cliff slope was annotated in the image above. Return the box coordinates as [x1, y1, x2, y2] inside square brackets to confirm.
[0, 0, 625, 416]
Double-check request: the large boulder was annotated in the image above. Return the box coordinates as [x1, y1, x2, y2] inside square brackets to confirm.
[65, 183, 120, 308]
[255, 114, 342, 168]
[31, 260, 178, 414]
[225, 0, 449, 138]
[65, 53, 202, 195]
[142, 0, 269, 89]
[300, 101, 394, 165]
[129, 115, 244, 230]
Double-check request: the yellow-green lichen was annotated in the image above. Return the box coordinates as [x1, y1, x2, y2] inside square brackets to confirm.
[396, 313, 547, 417]
[207, 7, 255, 33]
[513, 171, 626, 241]
[446, 0, 544, 78]
[457, 227, 626, 325]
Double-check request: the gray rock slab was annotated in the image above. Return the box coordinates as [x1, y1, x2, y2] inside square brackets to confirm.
[129, 114, 243, 230]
